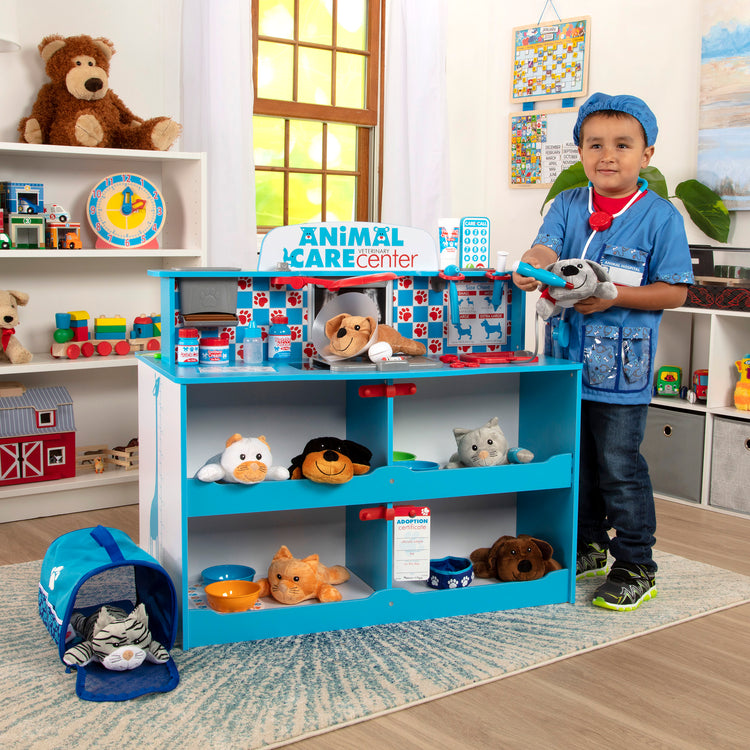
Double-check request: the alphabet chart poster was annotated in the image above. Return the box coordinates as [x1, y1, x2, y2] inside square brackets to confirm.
[511, 16, 590, 103]
[509, 108, 579, 188]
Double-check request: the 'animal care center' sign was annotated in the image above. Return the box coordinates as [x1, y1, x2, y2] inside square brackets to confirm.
[257, 222, 439, 273]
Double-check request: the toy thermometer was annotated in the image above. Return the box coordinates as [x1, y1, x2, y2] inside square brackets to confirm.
[511, 261, 572, 289]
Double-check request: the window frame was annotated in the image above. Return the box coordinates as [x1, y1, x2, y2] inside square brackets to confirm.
[251, 0, 382, 228]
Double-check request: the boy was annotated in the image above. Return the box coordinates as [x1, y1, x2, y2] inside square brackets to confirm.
[513, 93, 694, 611]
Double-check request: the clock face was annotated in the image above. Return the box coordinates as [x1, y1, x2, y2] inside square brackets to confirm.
[86, 173, 166, 248]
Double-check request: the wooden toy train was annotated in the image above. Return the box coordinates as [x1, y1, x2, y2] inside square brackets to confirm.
[51, 311, 161, 359]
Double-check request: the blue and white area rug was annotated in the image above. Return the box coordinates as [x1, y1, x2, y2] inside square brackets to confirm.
[2, 550, 750, 750]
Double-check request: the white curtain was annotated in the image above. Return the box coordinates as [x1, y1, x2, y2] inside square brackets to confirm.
[181, 0, 256, 267]
[380, 0, 450, 239]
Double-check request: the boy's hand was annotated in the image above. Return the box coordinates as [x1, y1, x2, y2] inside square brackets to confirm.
[574, 294, 618, 315]
[513, 259, 543, 291]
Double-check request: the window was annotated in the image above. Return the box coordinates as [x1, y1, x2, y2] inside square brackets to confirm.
[36, 409, 56, 429]
[252, 0, 381, 231]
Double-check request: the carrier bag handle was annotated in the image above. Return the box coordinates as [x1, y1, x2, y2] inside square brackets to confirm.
[90, 525, 126, 563]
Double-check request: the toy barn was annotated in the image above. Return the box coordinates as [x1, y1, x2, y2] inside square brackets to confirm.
[0, 384, 76, 486]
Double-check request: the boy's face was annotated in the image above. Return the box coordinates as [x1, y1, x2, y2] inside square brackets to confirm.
[578, 113, 654, 198]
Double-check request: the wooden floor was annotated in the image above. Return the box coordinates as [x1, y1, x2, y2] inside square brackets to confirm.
[3, 499, 749, 750]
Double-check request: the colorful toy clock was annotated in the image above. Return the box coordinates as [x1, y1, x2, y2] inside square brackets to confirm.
[86, 173, 166, 249]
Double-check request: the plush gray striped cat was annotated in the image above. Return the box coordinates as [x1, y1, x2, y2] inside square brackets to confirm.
[63, 603, 169, 671]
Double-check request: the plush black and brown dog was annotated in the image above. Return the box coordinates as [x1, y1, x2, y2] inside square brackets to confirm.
[470, 534, 562, 582]
[289, 437, 372, 484]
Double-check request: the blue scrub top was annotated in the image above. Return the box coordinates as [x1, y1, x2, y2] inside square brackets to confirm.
[533, 187, 694, 404]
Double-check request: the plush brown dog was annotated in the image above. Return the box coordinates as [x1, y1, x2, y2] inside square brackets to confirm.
[19, 34, 180, 150]
[324, 313, 426, 358]
[470, 534, 562, 582]
[289, 437, 372, 484]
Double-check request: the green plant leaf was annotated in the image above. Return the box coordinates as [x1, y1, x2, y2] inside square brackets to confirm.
[540, 161, 587, 214]
[639, 166, 668, 200]
[675, 179, 730, 243]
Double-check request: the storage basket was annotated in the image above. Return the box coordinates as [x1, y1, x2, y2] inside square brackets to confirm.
[38, 525, 179, 701]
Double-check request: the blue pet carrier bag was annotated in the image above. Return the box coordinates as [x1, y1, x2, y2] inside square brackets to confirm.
[38, 525, 179, 702]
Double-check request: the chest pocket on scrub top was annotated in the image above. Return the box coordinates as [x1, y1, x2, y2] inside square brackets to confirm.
[599, 245, 649, 287]
[582, 324, 652, 392]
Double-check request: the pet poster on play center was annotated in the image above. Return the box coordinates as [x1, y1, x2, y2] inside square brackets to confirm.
[447, 281, 509, 347]
[511, 16, 590, 103]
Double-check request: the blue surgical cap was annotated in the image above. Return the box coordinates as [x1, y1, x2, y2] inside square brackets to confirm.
[573, 92, 658, 147]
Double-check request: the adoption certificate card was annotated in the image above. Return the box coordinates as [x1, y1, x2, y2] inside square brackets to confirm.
[393, 506, 431, 581]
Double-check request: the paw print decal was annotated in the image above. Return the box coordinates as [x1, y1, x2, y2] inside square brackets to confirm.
[414, 322, 427, 339]
[429, 306, 442, 322]
[286, 292, 302, 307]
[237, 309, 252, 325]
[254, 292, 269, 308]
[398, 307, 414, 322]
[413, 289, 428, 305]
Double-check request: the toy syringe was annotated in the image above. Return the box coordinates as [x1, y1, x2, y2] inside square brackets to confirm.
[511, 261, 572, 289]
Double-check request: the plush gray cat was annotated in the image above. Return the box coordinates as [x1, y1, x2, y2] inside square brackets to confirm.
[445, 417, 534, 469]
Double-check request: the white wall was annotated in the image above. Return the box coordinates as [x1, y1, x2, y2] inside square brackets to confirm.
[446, 0, 750, 258]
[1, 0, 747, 254]
[0, 0, 181, 144]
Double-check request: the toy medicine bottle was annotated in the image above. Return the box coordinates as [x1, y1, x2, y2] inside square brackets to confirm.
[268, 315, 291, 360]
[176, 327, 200, 364]
[242, 325, 264, 365]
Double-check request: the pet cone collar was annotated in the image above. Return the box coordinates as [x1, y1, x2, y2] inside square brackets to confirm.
[311, 291, 380, 362]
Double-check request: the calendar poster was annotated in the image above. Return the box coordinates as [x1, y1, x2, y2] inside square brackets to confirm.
[509, 108, 579, 188]
[511, 16, 590, 103]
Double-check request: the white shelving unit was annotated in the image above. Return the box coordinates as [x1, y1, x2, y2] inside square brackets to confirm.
[0, 142, 206, 522]
[650, 304, 750, 513]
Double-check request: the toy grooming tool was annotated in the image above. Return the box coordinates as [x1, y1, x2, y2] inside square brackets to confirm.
[512, 261, 572, 289]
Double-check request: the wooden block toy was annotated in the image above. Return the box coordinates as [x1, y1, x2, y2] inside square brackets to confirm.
[46, 222, 82, 249]
[1, 181, 44, 215]
[9, 213, 45, 248]
[68, 311, 90, 321]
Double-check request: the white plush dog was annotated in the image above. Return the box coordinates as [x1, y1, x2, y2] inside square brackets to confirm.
[0, 290, 33, 364]
[196, 433, 289, 484]
[535, 259, 617, 320]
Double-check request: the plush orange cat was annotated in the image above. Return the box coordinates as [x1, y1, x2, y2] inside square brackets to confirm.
[256, 545, 350, 604]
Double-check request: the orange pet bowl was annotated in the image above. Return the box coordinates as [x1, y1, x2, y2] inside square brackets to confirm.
[205, 580, 261, 613]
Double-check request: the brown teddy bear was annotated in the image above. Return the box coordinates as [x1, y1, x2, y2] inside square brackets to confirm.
[0, 290, 33, 365]
[470, 534, 562, 582]
[18, 34, 181, 150]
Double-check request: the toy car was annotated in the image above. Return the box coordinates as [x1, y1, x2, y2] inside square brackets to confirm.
[0, 232, 10, 249]
[44, 204, 69, 223]
[692, 369, 708, 401]
[63, 232, 82, 249]
[656, 365, 682, 396]
[18, 199, 39, 214]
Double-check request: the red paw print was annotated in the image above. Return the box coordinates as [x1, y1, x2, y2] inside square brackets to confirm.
[237, 309, 251, 325]
[414, 323, 427, 338]
[429, 306, 442, 322]
[238, 278, 251, 290]
[413, 290, 428, 305]
[287, 292, 302, 307]
[429, 339, 442, 354]
[303, 342, 316, 358]
[220, 326, 234, 341]
[400, 277, 414, 289]
[254, 292, 269, 307]
[398, 308, 413, 322]
[291, 325, 302, 342]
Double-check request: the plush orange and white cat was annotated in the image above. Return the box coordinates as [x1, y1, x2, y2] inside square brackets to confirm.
[256, 545, 350, 604]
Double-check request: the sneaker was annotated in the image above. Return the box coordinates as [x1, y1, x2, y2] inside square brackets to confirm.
[592, 562, 657, 611]
[576, 542, 608, 580]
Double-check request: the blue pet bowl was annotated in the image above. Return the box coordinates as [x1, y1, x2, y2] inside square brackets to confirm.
[201, 564, 256, 585]
[398, 460, 440, 471]
[428, 556, 474, 589]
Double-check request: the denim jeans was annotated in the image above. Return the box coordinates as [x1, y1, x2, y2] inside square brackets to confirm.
[578, 400, 656, 571]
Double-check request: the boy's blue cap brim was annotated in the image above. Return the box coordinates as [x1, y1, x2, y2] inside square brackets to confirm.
[574, 92, 658, 146]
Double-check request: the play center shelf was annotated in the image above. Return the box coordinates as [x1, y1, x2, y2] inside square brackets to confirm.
[137, 267, 581, 649]
[0, 142, 206, 521]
